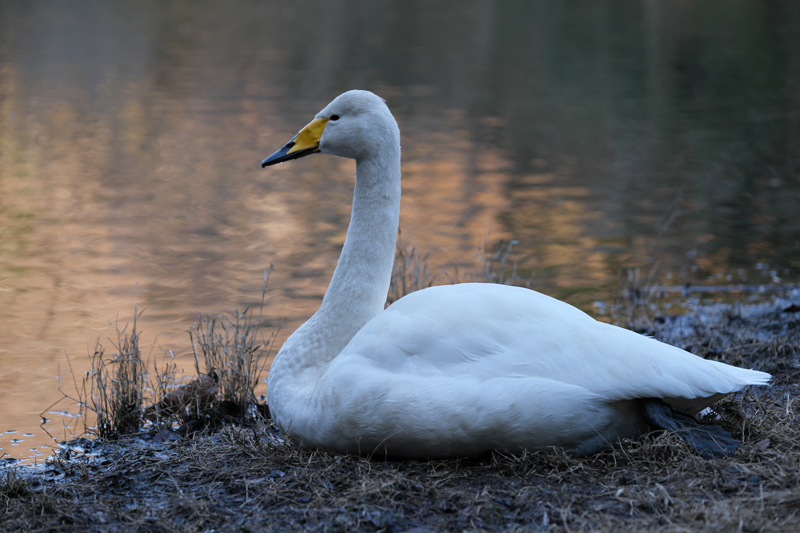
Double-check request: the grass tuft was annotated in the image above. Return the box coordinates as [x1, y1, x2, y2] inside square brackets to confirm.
[51, 309, 148, 441]
[188, 307, 278, 419]
[387, 240, 435, 304]
[389, 230, 532, 305]
[91, 310, 147, 438]
[49, 271, 277, 444]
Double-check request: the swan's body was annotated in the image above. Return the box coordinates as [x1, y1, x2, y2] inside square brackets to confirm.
[263, 90, 770, 458]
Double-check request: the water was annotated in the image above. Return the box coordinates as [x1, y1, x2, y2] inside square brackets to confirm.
[1, 0, 799, 460]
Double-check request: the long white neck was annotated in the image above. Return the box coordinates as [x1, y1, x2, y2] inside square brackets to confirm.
[317, 152, 401, 339]
[273, 142, 401, 374]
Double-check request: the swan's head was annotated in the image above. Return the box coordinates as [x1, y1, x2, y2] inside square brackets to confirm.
[262, 90, 399, 167]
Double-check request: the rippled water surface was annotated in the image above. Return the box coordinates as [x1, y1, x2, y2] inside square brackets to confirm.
[2, 0, 799, 459]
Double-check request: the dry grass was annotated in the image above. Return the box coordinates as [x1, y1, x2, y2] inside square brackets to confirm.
[53, 309, 149, 440]
[4, 248, 800, 532]
[613, 266, 663, 333]
[188, 308, 277, 419]
[49, 272, 276, 445]
[387, 240, 435, 305]
[88, 311, 147, 438]
[387, 230, 532, 305]
[468, 235, 533, 288]
[2, 378, 798, 532]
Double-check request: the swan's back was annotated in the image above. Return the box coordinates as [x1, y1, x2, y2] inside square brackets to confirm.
[341, 283, 768, 402]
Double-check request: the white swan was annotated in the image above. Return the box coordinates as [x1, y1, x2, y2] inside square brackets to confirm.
[262, 90, 770, 459]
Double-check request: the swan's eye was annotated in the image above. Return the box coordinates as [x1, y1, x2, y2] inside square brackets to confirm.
[330, 114, 340, 121]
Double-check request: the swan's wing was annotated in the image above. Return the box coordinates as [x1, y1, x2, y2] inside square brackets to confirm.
[320, 368, 642, 457]
[340, 283, 769, 410]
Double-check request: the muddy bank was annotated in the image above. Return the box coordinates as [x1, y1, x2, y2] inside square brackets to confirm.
[2, 297, 799, 532]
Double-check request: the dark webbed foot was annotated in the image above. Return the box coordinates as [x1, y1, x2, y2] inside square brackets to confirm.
[639, 398, 740, 459]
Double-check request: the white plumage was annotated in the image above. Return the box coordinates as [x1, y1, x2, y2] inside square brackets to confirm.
[262, 90, 770, 459]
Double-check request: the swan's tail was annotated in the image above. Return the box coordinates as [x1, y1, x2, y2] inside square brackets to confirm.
[723, 365, 772, 387]
[667, 364, 771, 414]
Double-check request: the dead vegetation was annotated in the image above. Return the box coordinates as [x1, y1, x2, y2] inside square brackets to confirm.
[387, 231, 531, 305]
[51, 270, 277, 447]
[2, 376, 798, 532]
[2, 250, 800, 532]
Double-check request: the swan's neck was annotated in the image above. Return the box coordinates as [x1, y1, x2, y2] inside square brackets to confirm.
[278, 147, 401, 371]
[321, 155, 401, 326]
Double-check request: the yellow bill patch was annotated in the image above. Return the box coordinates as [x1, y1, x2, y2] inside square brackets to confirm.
[287, 117, 330, 155]
[262, 116, 331, 167]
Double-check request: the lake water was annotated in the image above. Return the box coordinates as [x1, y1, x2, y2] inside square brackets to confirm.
[2, 0, 799, 461]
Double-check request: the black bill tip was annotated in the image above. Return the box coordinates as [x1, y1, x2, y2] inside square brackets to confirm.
[262, 141, 319, 168]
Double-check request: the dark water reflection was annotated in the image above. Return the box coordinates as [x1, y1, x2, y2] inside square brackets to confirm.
[1, 0, 799, 458]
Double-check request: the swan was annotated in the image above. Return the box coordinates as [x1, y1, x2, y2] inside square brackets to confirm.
[261, 90, 771, 459]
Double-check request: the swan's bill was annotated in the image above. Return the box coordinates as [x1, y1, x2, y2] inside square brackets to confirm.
[262, 117, 330, 167]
